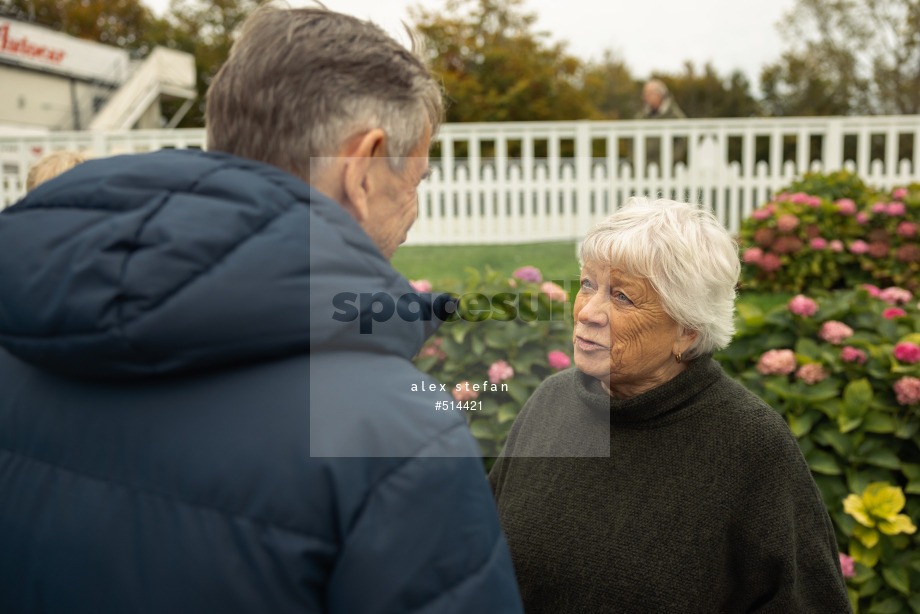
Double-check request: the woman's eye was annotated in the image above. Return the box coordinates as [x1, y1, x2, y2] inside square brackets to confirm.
[614, 291, 632, 304]
[580, 279, 593, 290]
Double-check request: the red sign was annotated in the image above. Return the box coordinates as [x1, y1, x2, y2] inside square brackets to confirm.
[0, 23, 66, 65]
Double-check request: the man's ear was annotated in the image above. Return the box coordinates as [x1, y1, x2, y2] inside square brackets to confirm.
[341, 128, 386, 223]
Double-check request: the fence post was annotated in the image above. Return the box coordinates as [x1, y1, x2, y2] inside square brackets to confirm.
[575, 120, 591, 241]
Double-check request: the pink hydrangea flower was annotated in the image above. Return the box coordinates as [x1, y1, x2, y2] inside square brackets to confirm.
[810, 237, 827, 250]
[789, 192, 810, 204]
[788, 294, 818, 317]
[758, 253, 782, 272]
[872, 202, 888, 214]
[796, 363, 828, 385]
[452, 381, 480, 402]
[894, 342, 920, 364]
[835, 199, 857, 215]
[839, 553, 855, 578]
[894, 377, 920, 406]
[886, 202, 906, 216]
[409, 279, 432, 293]
[829, 240, 844, 253]
[856, 211, 870, 225]
[819, 321, 854, 345]
[805, 196, 822, 208]
[897, 222, 917, 238]
[541, 281, 567, 302]
[892, 188, 908, 199]
[862, 284, 881, 297]
[777, 214, 800, 232]
[840, 346, 867, 365]
[513, 266, 542, 283]
[418, 337, 447, 360]
[757, 349, 797, 375]
[883, 308, 907, 319]
[488, 360, 514, 384]
[848, 240, 869, 255]
[547, 350, 571, 370]
[879, 286, 912, 305]
[743, 247, 763, 264]
[751, 204, 775, 221]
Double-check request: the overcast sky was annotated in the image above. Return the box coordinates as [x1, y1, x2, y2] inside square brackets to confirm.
[147, 0, 797, 87]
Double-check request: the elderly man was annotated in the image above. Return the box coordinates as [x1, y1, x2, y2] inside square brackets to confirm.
[0, 6, 523, 614]
[636, 78, 686, 119]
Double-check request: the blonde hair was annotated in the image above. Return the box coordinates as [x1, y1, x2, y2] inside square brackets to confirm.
[27, 151, 90, 191]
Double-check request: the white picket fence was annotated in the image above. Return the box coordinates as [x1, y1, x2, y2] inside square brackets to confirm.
[2, 115, 919, 243]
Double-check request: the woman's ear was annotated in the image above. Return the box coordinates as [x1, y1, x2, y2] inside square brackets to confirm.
[675, 328, 699, 357]
[341, 129, 386, 223]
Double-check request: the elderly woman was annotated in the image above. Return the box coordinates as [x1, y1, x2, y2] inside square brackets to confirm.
[489, 198, 851, 613]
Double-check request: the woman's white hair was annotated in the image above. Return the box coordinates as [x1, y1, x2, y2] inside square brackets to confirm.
[578, 197, 741, 359]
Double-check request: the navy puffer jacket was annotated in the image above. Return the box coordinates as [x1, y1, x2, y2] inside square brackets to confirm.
[0, 149, 523, 614]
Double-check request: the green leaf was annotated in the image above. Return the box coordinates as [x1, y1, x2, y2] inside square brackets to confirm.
[807, 448, 842, 475]
[788, 411, 820, 437]
[736, 301, 765, 328]
[470, 334, 486, 356]
[862, 449, 901, 470]
[497, 403, 518, 424]
[909, 593, 920, 614]
[503, 379, 531, 405]
[882, 566, 910, 596]
[839, 416, 864, 433]
[843, 379, 873, 418]
[795, 337, 823, 360]
[469, 420, 494, 440]
[813, 425, 853, 456]
[862, 412, 896, 434]
[868, 596, 905, 614]
[859, 574, 884, 597]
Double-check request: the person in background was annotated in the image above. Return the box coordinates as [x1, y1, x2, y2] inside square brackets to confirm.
[489, 198, 852, 613]
[0, 5, 523, 614]
[636, 78, 686, 119]
[25, 150, 89, 191]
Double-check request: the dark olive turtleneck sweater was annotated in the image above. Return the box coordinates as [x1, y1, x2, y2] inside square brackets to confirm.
[489, 356, 851, 613]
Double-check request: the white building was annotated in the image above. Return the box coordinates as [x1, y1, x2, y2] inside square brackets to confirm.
[0, 18, 196, 137]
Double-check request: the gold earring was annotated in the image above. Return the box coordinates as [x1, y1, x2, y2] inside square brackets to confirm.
[675, 352, 682, 364]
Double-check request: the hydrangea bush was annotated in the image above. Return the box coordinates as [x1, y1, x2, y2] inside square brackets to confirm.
[717, 287, 920, 612]
[740, 173, 920, 293]
[411, 266, 575, 462]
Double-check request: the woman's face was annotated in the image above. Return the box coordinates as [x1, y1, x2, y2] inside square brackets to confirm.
[573, 260, 692, 398]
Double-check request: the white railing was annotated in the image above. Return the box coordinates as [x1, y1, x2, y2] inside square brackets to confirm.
[3, 116, 919, 242]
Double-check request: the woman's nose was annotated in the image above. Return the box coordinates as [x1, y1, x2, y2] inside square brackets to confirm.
[577, 294, 608, 326]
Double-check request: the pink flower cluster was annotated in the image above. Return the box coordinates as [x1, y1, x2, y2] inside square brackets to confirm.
[840, 346, 867, 365]
[897, 221, 917, 238]
[878, 286, 912, 305]
[856, 211, 870, 225]
[452, 382, 479, 402]
[810, 238, 827, 250]
[409, 279, 432, 293]
[778, 192, 822, 207]
[757, 349, 797, 376]
[884, 308, 907, 320]
[541, 281, 567, 303]
[513, 266, 542, 283]
[839, 552, 855, 578]
[893, 187, 909, 200]
[849, 240, 869, 255]
[418, 337, 447, 360]
[887, 202, 906, 216]
[776, 214, 800, 232]
[835, 199, 857, 216]
[547, 350, 571, 370]
[796, 363, 828, 385]
[894, 377, 920, 406]
[488, 360, 514, 384]
[894, 342, 920, 364]
[751, 204, 775, 221]
[819, 321, 854, 345]
[787, 294, 818, 317]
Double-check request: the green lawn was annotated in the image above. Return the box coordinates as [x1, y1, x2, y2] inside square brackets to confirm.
[391, 241, 581, 284]
[392, 241, 792, 312]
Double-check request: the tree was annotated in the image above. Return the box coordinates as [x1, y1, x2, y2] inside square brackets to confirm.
[763, 0, 920, 115]
[654, 62, 762, 118]
[411, 0, 597, 122]
[581, 51, 638, 120]
[153, 0, 261, 127]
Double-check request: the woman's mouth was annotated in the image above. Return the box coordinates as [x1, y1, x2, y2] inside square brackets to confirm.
[575, 336, 607, 351]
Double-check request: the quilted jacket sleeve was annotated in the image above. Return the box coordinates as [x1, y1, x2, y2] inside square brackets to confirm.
[326, 425, 523, 614]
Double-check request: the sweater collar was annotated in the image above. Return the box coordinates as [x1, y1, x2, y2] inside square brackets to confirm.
[574, 355, 722, 424]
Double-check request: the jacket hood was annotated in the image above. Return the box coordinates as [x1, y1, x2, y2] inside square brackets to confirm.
[0, 149, 443, 378]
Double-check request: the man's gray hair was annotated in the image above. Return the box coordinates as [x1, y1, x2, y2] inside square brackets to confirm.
[579, 197, 741, 359]
[206, 4, 443, 178]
